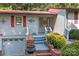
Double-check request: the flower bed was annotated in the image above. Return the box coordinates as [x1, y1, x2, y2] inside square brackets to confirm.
[46, 33, 66, 49]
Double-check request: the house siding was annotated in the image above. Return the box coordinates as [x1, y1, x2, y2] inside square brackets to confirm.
[27, 16, 39, 35]
[0, 15, 26, 36]
[67, 12, 79, 29]
[53, 9, 66, 35]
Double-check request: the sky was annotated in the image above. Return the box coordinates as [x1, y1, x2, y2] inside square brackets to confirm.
[0, 0, 79, 3]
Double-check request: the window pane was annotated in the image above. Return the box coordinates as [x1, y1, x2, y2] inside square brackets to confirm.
[16, 16, 22, 25]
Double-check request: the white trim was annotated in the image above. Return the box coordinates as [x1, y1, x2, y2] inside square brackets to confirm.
[14, 16, 23, 26]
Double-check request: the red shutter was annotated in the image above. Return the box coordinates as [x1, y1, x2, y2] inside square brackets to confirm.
[23, 16, 26, 27]
[74, 12, 78, 24]
[11, 16, 14, 27]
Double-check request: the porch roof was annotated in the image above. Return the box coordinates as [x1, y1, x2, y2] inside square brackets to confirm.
[0, 10, 57, 15]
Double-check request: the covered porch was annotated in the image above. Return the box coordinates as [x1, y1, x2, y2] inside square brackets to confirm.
[26, 14, 57, 54]
[27, 14, 57, 36]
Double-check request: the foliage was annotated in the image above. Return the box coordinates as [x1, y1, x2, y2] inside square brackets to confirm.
[71, 40, 79, 49]
[46, 33, 66, 49]
[69, 29, 79, 39]
[61, 40, 79, 56]
[0, 3, 79, 10]
[0, 4, 12, 10]
[61, 47, 79, 56]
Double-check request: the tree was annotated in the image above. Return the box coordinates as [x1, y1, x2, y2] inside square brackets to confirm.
[0, 3, 79, 10]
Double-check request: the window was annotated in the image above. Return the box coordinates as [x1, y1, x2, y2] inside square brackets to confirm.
[16, 16, 22, 25]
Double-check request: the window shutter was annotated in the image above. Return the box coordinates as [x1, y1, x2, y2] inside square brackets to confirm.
[11, 16, 14, 27]
[23, 16, 26, 27]
[74, 12, 78, 24]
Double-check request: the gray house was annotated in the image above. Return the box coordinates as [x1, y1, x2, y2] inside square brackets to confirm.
[0, 8, 78, 56]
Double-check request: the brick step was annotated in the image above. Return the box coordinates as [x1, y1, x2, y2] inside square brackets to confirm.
[34, 52, 52, 56]
[50, 49, 61, 56]
[35, 50, 50, 53]
[33, 50, 52, 56]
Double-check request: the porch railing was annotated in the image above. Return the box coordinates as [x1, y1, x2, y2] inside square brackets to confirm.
[45, 27, 52, 34]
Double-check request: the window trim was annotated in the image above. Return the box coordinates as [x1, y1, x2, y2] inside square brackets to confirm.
[15, 16, 23, 25]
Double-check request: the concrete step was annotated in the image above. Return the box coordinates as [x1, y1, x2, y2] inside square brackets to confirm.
[34, 38, 45, 41]
[34, 43, 49, 51]
[33, 35, 49, 51]
[34, 40, 45, 44]
[33, 36, 45, 41]
[33, 37, 45, 44]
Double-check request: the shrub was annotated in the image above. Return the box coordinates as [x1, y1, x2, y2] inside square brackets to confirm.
[69, 29, 79, 39]
[46, 33, 66, 49]
[71, 40, 79, 49]
[61, 47, 79, 56]
[61, 40, 79, 56]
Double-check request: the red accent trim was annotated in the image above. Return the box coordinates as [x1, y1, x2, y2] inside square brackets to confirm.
[23, 16, 26, 27]
[0, 10, 57, 14]
[11, 16, 14, 27]
[74, 12, 78, 24]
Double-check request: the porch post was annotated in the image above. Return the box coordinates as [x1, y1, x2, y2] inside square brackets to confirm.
[66, 23, 71, 40]
[48, 18, 50, 27]
[67, 30, 69, 40]
[43, 17, 46, 27]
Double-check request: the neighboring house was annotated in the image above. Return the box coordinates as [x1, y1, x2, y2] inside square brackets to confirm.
[0, 8, 78, 55]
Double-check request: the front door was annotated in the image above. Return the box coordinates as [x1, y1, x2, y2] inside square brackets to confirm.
[27, 17, 38, 35]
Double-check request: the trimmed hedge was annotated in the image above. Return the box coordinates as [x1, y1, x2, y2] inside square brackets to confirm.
[61, 40, 79, 56]
[46, 33, 66, 49]
[69, 29, 79, 39]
